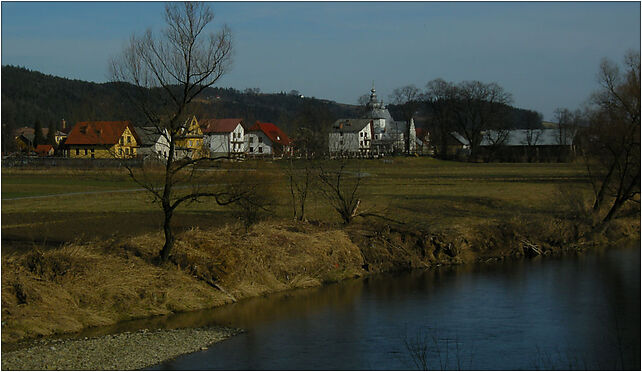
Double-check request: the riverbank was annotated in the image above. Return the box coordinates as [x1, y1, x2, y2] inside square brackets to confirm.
[1, 326, 241, 370]
[3, 215, 639, 347]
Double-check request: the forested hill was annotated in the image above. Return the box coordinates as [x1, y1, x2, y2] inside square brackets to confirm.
[1, 65, 360, 137]
[2, 65, 544, 151]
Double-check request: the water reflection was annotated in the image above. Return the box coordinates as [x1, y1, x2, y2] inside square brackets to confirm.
[146, 247, 639, 370]
[44, 247, 639, 370]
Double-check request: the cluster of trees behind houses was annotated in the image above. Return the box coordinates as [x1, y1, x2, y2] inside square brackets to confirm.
[3, 65, 585, 163]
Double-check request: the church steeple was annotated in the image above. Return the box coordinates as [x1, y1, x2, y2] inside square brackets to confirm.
[367, 82, 383, 110]
[369, 81, 377, 102]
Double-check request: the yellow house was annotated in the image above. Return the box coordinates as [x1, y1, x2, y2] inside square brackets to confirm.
[175, 115, 206, 159]
[64, 121, 140, 159]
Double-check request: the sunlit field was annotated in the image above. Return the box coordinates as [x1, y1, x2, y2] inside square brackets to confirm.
[1, 157, 591, 247]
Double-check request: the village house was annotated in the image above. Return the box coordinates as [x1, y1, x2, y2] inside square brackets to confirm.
[328, 118, 373, 156]
[330, 86, 416, 156]
[135, 127, 172, 160]
[415, 128, 431, 155]
[200, 118, 245, 157]
[55, 119, 72, 145]
[64, 121, 140, 159]
[175, 115, 205, 159]
[478, 128, 577, 162]
[13, 120, 75, 156]
[245, 121, 292, 157]
[445, 132, 472, 158]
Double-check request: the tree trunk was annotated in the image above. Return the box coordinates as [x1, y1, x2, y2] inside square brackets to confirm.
[160, 206, 174, 262]
[602, 197, 625, 223]
[593, 164, 616, 211]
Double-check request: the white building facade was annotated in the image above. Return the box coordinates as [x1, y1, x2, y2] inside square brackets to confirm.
[200, 119, 245, 157]
[328, 119, 373, 156]
[330, 86, 416, 157]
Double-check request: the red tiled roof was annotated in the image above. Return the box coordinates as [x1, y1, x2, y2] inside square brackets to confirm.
[200, 118, 243, 134]
[35, 144, 53, 155]
[65, 121, 140, 145]
[248, 122, 291, 146]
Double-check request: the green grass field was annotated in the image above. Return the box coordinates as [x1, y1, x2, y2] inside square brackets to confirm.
[1, 157, 592, 247]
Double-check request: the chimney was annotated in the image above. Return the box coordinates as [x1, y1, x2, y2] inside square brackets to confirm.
[61, 119, 66, 130]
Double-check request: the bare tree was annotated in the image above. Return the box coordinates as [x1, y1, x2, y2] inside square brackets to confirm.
[110, 2, 240, 262]
[357, 94, 371, 116]
[553, 107, 581, 161]
[581, 51, 640, 223]
[318, 161, 365, 224]
[450, 81, 513, 161]
[481, 128, 509, 162]
[389, 85, 422, 154]
[424, 79, 456, 159]
[521, 111, 543, 162]
[285, 158, 315, 221]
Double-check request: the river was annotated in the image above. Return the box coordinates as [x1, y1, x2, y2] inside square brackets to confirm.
[134, 247, 639, 370]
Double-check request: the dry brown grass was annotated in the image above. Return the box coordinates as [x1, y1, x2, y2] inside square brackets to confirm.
[3, 210, 639, 344]
[1, 220, 367, 343]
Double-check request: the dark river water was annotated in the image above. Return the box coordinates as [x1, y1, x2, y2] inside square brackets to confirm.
[140, 247, 639, 370]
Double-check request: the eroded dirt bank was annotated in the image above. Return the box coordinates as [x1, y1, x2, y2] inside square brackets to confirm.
[2, 216, 639, 354]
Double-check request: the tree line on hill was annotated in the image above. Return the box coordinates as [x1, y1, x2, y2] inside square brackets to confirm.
[1, 65, 359, 154]
[4, 65, 555, 158]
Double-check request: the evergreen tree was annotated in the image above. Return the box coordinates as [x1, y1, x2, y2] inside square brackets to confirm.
[47, 122, 57, 146]
[33, 120, 46, 148]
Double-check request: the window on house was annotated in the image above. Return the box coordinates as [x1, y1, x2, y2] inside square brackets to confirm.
[127, 136, 131, 144]
[360, 132, 364, 137]
[119, 148, 123, 156]
[360, 141, 363, 146]
[249, 137, 254, 143]
[258, 147, 263, 153]
[375, 134, 378, 139]
[119, 138, 124, 145]
[91, 149, 95, 154]
[250, 147, 254, 152]
[84, 149, 88, 155]
[125, 148, 130, 154]
[258, 137, 263, 143]
[340, 132, 343, 137]
[340, 140, 344, 146]
[75, 149, 80, 155]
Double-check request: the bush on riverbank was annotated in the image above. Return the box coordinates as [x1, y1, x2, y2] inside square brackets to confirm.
[2, 217, 639, 344]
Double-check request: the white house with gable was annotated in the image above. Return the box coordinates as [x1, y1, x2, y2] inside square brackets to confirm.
[328, 118, 373, 156]
[200, 118, 245, 157]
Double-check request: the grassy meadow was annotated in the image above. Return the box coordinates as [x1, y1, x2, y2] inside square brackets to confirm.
[2, 157, 593, 248]
[4, 157, 640, 343]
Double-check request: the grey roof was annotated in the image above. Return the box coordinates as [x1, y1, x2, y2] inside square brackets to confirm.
[331, 119, 372, 133]
[480, 129, 575, 146]
[450, 132, 469, 145]
[386, 120, 408, 134]
[363, 107, 395, 121]
[136, 127, 166, 146]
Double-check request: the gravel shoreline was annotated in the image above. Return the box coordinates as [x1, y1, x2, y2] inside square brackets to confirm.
[1, 326, 242, 370]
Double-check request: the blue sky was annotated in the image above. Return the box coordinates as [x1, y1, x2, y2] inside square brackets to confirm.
[1, 2, 640, 120]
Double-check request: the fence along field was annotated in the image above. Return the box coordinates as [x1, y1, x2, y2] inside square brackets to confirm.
[1, 157, 592, 251]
